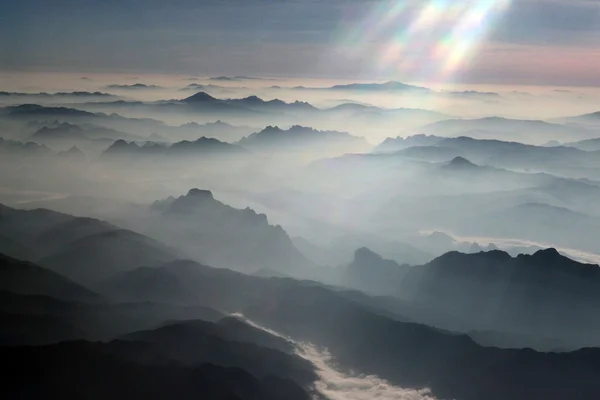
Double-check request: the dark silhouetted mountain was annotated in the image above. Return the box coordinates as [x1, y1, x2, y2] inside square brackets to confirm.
[31, 122, 136, 143]
[146, 189, 315, 276]
[237, 125, 369, 153]
[340, 248, 411, 296]
[1, 341, 310, 400]
[32, 123, 86, 141]
[170, 137, 245, 153]
[0, 290, 223, 345]
[102, 137, 245, 158]
[0, 253, 100, 302]
[374, 134, 600, 178]
[445, 156, 479, 170]
[40, 229, 177, 285]
[227, 96, 318, 113]
[399, 249, 600, 347]
[180, 83, 224, 91]
[4, 104, 96, 118]
[106, 83, 163, 89]
[0, 91, 115, 99]
[0, 204, 178, 285]
[180, 92, 318, 114]
[172, 120, 254, 142]
[293, 234, 433, 267]
[100, 257, 600, 400]
[182, 91, 220, 103]
[209, 76, 273, 81]
[120, 318, 315, 384]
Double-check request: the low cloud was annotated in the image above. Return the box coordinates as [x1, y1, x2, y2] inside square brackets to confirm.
[237, 314, 436, 400]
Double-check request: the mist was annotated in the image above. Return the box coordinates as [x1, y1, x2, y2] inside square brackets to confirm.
[3, 1, 600, 398]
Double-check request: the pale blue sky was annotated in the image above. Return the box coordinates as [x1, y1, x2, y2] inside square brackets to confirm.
[1, 0, 599, 85]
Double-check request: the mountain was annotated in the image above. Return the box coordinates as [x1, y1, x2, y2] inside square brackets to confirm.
[418, 116, 597, 143]
[106, 83, 163, 89]
[563, 137, 600, 151]
[31, 122, 136, 142]
[58, 145, 86, 161]
[146, 189, 316, 277]
[181, 92, 317, 114]
[102, 137, 245, 158]
[32, 123, 86, 141]
[0, 204, 178, 285]
[171, 120, 254, 142]
[0, 137, 51, 156]
[3, 104, 97, 118]
[0, 91, 116, 102]
[398, 249, 600, 347]
[322, 81, 431, 93]
[340, 247, 411, 296]
[40, 229, 178, 285]
[375, 134, 446, 152]
[227, 96, 318, 113]
[120, 318, 315, 385]
[293, 234, 433, 267]
[0, 290, 223, 345]
[237, 125, 370, 153]
[374, 134, 600, 178]
[0, 253, 100, 302]
[100, 256, 600, 400]
[209, 76, 272, 81]
[1, 340, 311, 400]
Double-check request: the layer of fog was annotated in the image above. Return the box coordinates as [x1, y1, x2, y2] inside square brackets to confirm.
[236, 314, 436, 400]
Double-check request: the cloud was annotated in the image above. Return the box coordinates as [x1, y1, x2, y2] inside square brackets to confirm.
[236, 314, 436, 400]
[298, 343, 436, 400]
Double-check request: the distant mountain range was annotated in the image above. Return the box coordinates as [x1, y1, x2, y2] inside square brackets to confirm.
[105, 83, 163, 90]
[293, 80, 431, 93]
[102, 137, 246, 158]
[0, 91, 115, 99]
[374, 134, 600, 179]
[237, 125, 370, 153]
[414, 116, 599, 143]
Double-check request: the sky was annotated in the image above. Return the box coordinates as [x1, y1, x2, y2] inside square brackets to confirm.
[1, 0, 600, 86]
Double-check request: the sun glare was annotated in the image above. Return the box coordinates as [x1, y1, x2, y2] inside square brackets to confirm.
[340, 0, 512, 84]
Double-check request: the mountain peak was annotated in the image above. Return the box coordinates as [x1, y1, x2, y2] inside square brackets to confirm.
[183, 91, 218, 103]
[187, 188, 214, 199]
[354, 247, 384, 264]
[447, 156, 478, 168]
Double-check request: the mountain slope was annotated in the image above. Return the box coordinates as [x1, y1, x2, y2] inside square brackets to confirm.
[146, 189, 316, 277]
[1, 341, 310, 400]
[0, 253, 100, 302]
[237, 125, 369, 154]
[0, 204, 178, 285]
[100, 257, 600, 400]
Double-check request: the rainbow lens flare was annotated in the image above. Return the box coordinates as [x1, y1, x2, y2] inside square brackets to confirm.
[336, 0, 512, 84]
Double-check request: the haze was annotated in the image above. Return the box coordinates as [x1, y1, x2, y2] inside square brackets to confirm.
[2, 1, 600, 400]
